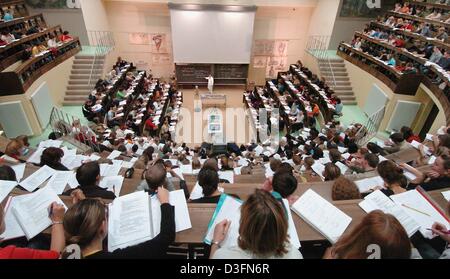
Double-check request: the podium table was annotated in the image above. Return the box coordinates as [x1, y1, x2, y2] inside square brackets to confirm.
[200, 94, 226, 109]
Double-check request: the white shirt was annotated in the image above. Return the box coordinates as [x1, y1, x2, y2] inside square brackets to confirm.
[47, 39, 57, 48]
[212, 244, 303, 259]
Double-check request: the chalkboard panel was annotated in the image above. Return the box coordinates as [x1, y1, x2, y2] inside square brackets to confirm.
[214, 64, 248, 79]
[175, 64, 212, 84]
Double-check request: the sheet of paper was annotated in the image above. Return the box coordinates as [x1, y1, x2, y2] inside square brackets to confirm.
[204, 195, 242, 248]
[26, 147, 45, 165]
[291, 189, 352, 244]
[88, 154, 101, 161]
[337, 146, 348, 153]
[11, 164, 26, 182]
[150, 190, 192, 236]
[179, 164, 193, 174]
[391, 190, 450, 239]
[67, 172, 79, 189]
[100, 163, 122, 177]
[107, 150, 122, 160]
[0, 180, 17, 202]
[108, 191, 152, 252]
[342, 153, 351, 160]
[311, 162, 325, 181]
[283, 199, 301, 249]
[38, 140, 62, 149]
[218, 171, 234, 184]
[19, 165, 56, 192]
[45, 171, 73, 195]
[355, 176, 384, 193]
[360, 190, 420, 237]
[335, 162, 349, 175]
[0, 197, 25, 241]
[442, 191, 450, 202]
[99, 176, 124, 197]
[11, 187, 67, 239]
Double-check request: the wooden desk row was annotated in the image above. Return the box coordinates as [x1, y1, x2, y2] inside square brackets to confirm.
[387, 11, 450, 30]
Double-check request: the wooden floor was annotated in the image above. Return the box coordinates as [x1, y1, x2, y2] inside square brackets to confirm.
[175, 85, 256, 147]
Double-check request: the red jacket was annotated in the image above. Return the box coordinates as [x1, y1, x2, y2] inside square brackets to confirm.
[145, 118, 157, 130]
[0, 246, 59, 259]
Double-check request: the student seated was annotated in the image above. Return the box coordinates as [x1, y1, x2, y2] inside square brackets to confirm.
[430, 201, 450, 259]
[402, 155, 450, 191]
[349, 153, 379, 174]
[324, 210, 418, 259]
[382, 132, 407, 154]
[332, 177, 361, 201]
[375, 160, 407, 197]
[60, 31, 73, 42]
[40, 147, 69, 171]
[134, 146, 154, 169]
[2, 10, 13, 21]
[0, 202, 65, 259]
[137, 162, 174, 194]
[190, 168, 222, 204]
[63, 161, 116, 200]
[4, 139, 24, 162]
[272, 172, 298, 205]
[62, 187, 175, 259]
[210, 190, 303, 259]
[323, 163, 342, 181]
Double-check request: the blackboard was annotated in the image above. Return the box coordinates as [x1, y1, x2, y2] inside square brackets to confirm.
[175, 64, 212, 84]
[214, 64, 248, 79]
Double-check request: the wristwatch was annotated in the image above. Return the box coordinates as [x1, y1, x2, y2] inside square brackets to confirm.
[212, 241, 221, 248]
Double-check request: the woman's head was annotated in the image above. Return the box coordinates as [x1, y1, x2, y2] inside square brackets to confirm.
[332, 210, 411, 259]
[197, 168, 219, 197]
[64, 199, 107, 249]
[390, 133, 404, 144]
[329, 149, 342, 163]
[377, 160, 407, 188]
[40, 147, 64, 166]
[142, 146, 154, 162]
[5, 139, 23, 157]
[239, 190, 289, 257]
[332, 177, 361, 201]
[0, 165, 17, 181]
[431, 155, 450, 177]
[323, 163, 342, 181]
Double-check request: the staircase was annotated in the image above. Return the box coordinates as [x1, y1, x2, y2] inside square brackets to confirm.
[318, 58, 357, 105]
[62, 55, 105, 105]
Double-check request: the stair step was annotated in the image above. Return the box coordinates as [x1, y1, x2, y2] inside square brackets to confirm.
[75, 55, 105, 60]
[73, 64, 103, 70]
[334, 91, 355, 96]
[73, 60, 105, 65]
[69, 74, 101, 80]
[342, 101, 357, 105]
[65, 90, 90, 96]
[62, 100, 85, 106]
[67, 82, 95, 88]
[318, 58, 343, 63]
[320, 67, 346, 72]
[71, 69, 102, 75]
[64, 96, 87, 101]
[320, 72, 347, 77]
[319, 63, 345, 67]
[322, 76, 349, 81]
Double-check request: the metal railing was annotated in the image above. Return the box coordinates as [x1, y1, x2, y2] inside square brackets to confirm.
[86, 31, 116, 87]
[49, 107, 96, 153]
[306, 35, 338, 90]
[355, 106, 386, 146]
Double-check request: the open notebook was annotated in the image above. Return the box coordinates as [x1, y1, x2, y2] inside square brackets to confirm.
[291, 189, 352, 244]
[359, 190, 420, 237]
[11, 187, 67, 240]
[204, 194, 301, 249]
[108, 190, 191, 252]
[390, 188, 450, 239]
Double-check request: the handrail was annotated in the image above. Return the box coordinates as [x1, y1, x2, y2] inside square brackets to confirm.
[306, 35, 338, 90]
[86, 30, 116, 86]
[355, 106, 386, 146]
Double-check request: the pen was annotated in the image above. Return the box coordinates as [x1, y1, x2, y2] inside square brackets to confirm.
[427, 229, 450, 235]
[401, 204, 431, 217]
[48, 204, 53, 218]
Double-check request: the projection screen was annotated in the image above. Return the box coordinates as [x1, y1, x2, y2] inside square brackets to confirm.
[169, 3, 256, 64]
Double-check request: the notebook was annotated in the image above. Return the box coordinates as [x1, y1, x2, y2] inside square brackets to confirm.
[0, 197, 25, 241]
[359, 190, 420, 237]
[390, 188, 450, 239]
[108, 190, 192, 252]
[291, 189, 352, 244]
[19, 165, 56, 192]
[0, 180, 17, 203]
[11, 187, 67, 239]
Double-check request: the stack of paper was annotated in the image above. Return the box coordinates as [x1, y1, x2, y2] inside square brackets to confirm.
[291, 189, 352, 243]
[390, 190, 450, 239]
[11, 187, 67, 239]
[359, 190, 420, 237]
[45, 171, 73, 195]
[100, 163, 122, 177]
[107, 150, 122, 160]
[19, 165, 56, 192]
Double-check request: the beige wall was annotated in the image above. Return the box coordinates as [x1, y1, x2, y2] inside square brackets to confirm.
[80, 0, 111, 46]
[344, 60, 446, 134]
[306, 0, 340, 48]
[0, 56, 75, 136]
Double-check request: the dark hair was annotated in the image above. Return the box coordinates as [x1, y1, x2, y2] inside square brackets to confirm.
[324, 163, 342, 181]
[367, 142, 383, 154]
[390, 133, 404, 144]
[365, 153, 380, 168]
[347, 142, 358, 154]
[76, 161, 100, 187]
[132, 144, 139, 153]
[312, 147, 324, 160]
[144, 164, 167, 192]
[142, 146, 154, 164]
[400, 126, 414, 141]
[0, 165, 17, 181]
[272, 172, 297, 198]
[40, 147, 64, 168]
[332, 177, 361, 201]
[377, 160, 407, 188]
[197, 168, 219, 197]
[329, 149, 342, 163]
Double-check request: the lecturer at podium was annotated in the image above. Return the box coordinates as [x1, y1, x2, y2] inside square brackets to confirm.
[205, 74, 214, 94]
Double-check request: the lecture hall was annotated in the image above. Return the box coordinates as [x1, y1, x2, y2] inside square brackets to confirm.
[0, 0, 449, 266]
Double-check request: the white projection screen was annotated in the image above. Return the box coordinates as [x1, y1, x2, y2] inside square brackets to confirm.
[169, 4, 256, 64]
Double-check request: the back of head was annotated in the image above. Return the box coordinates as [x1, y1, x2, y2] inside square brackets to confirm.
[329, 149, 342, 163]
[76, 161, 100, 187]
[377, 160, 406, 187]
[5, 139, 23, 157]
[15, 135, 29, 147]
[269, 158, 282, 172]
[324, 163, 341, 181]
[203, 158, 219, 172]
[40, 147, 64, 167]
[390, 132, 404, 144]
[272, 172, 297, 198]
[143, 146, 154, 163]
[332, 177, 361, 201]
[365, 153, 380, 168]
[276, 162, 293, 175]
[333, 210, 411, 259]
[239, 189, 289, 257]
[145, 163, 167, 192]
[192, 157, 201, 170]
[63, 199, 106, 249]
[0, 165, 17, 181]
[197, 168, 219, 197]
